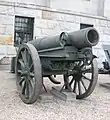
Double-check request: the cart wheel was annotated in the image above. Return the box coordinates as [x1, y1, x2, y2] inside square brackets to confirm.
[48, 75, 61, 84]
[63, 58, 98, 99]
[16, 43, 42, 104]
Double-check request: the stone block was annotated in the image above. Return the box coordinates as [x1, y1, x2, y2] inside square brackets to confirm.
[47, 20, 59, 29]
[51, 86, 76, 102]
[15, 7, 42, 18]
[57, 22, 71, 31]
[5, 25, 14, 35]
[103, 28, 110, 35]
[42, 11, 65, 21]
[75, 16, 80, 23]
[42, 11, 53, 20]
[0, 15, 14, 26]
[6, 45, 16, 56]
[94, 27, 104, 34]
[65, 23, 79, 31]
[0, 35, 13, 45]
[80, 17, 94, 25]
[35, 19, 48, 28]
[64, 14, 76, 23]
[102, 34, 110, 42]
[37, 10, 42, 19]
[38, 92, 53, 103]
[15, 0, 46, 6]
[0, 25, 6, 35]
[0, 5, 14, 15]
[42, 11, 76, 23]
[54, 13, 65, 21]
[0, 45, 6, 55]
[94, 19, 100, 27]
[41, 28, 60, 36]
[47, 20, 79, 33]
[34, 28, 42, 38]
[99, 20, 107, 27]
[100, 83, 110, 89]
[107, 21, 110, 28]
[50, 0, 84, 14]
[0, 57, 11, 65]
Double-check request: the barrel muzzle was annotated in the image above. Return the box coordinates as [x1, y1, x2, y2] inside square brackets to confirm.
[86, 28, 99, 46]
[60, 27, 99, 49]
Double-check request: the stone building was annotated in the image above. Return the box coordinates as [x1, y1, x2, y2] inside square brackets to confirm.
[0, 0, 110, 68]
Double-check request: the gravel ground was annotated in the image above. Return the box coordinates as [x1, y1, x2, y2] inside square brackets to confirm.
[0, 66, 110, 120]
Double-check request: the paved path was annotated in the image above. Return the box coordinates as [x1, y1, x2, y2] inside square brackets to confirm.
[0, 67, 110, 120]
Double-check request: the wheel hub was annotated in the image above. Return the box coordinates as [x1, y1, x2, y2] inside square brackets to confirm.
[21, 65, 30, 75]
[73, 67, 82, 81]
[74, 72, 82, 81]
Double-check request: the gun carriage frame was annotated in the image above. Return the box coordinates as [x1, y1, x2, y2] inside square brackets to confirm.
[15, 27, 99, 104]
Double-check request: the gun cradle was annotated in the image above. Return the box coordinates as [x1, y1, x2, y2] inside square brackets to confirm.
[15, 27, 99, 104]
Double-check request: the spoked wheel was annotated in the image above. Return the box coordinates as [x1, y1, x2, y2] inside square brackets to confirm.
[16, 43, 42, 104]
[63, 58, 98, 99]
[48, 75, 61, 84]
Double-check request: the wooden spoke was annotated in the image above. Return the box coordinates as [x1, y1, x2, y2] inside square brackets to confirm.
[82, 68, 91, 73]
[18, 59, 25, 68]
[29, 63, 34, 71]
[24, 49, 28, 60]
[78, 81, 82, 95]
[28, 76, 35, 86]
[80, 63, 84, 68]
[25, 81, 29, 98]
[28, 80, 33, 92]
[27, 54, 31, 66]
[22, 81, 26, 95]
[82, 74, 91, 81]
[30, 72, 34, 77]
[78, 61, 84, 67]
[63, 59, 98, 100]
[80, 80, 87, 91]
[77, 61, 81, 66]
[19, 77, 25, 85]
[73, 80, 77, 93]
[18, 70, 22, 74]
[21, 50, 27, 65]
[16, 43, 42, 104]
[69, 77, 74, 86]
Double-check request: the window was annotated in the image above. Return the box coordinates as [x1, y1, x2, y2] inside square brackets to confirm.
[14, 16, 34, 46]
[80, 23, 93, 29]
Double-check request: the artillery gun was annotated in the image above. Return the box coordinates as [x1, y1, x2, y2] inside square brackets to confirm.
[15, 27, 99, 104]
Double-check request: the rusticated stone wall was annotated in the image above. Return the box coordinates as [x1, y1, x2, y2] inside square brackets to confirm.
[0, 0, 109, 67]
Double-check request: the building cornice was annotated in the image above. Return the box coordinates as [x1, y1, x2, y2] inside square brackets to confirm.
[0, 0, 109, 21]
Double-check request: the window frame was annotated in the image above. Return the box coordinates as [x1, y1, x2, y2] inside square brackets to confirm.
[14, 16, 34, 46]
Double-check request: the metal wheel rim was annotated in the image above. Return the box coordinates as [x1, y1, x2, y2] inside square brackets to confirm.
[16, 43, 42, 104]
[64, 59, 98, 99]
